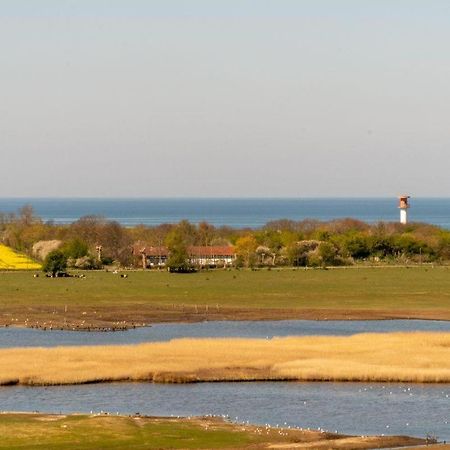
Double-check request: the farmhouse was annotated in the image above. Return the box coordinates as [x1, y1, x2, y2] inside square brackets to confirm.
[132, 244, 168, 268]
[132, 243, 236, 268]
[188, 246, 236, 267]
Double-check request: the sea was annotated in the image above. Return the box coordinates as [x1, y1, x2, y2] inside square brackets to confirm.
[0, 197, 449, 228]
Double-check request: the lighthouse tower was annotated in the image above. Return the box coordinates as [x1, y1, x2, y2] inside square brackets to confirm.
[398, 195, 410, 224]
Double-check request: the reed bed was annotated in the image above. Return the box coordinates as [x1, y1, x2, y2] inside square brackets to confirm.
[0, 332, 449, 386]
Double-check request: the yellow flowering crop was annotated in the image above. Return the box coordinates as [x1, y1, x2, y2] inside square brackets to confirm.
[0, 244, 41, 270]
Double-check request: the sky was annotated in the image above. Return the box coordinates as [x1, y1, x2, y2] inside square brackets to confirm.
[1, 1, 450, 198]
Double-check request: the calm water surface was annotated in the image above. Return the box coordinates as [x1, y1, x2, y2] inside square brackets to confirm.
[1, 197, 449, 228]
[0, 382, 448, 440]
[1, 319, 450, 348]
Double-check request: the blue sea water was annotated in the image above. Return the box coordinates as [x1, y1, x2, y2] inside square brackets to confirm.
[0, 197, 449, 228]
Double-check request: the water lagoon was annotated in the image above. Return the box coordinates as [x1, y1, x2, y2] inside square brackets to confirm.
[1, 320, 449, 441]
[1, 382, 448, 440]
[1, 319, 450, 348]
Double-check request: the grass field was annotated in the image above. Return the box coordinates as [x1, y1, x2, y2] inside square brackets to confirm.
[0, 332, 449, 385]
[0, 267, 449, 328]
[0, 244, 41, 270]
[2, 266, 449, 310]
[0, 413, 430, 450]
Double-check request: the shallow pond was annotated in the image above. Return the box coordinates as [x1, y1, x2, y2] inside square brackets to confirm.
[1, 319, 450, 348]
[0, 382, 449, 440]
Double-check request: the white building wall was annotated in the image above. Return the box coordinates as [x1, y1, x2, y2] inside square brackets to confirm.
[400, 208, 408, 224]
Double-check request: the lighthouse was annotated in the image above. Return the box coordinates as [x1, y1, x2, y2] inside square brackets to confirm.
[398, 195, 410, 224]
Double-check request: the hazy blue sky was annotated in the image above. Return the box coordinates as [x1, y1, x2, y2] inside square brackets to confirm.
[1, 1, 449, 197]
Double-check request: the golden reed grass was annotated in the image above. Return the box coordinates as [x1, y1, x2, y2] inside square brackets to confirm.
[0, 332, 449, 386]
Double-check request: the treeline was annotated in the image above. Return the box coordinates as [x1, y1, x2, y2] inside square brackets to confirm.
[1, 205, 450, 269]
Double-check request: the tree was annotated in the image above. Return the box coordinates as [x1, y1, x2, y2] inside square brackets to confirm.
[62, 238, 89, 259]
[341, 234, 371, 259]
[175, 220, 198, 245]
[198, 221, 215, 246]
[285, 240, 320, 266]
[98, 221, 132, 265]
[286, 242, 308, 266]
[165, 225, 192, 273]
[42, 250, 67, 277]
[318, 242, 338, 266]
[254, 229, 283, 263]
[369, 235, 396, 258]
[73, 255, 101, 270]
[19, 204, 36, 227]
[234, 235, 258, 268]
[256, 245, 273, 265]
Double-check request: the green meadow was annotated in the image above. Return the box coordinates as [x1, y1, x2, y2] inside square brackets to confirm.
[1, 266, 449, 312]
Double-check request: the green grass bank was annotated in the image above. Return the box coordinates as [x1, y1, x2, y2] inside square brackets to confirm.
[0, 413, 431, 450]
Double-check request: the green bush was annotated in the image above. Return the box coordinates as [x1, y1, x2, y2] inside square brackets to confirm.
[62, 239, 89, 259]
[341, 234, 371, 259]
[42, 250, 67, 276]
[318, 242, 339, 266]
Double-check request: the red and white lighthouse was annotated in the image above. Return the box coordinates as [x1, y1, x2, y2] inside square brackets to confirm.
[398, 195, 410, 224]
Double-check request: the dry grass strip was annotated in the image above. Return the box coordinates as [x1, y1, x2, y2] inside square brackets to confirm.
[0, 332, 449, 386]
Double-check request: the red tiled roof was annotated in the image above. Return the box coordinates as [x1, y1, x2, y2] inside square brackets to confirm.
[133, 243, 234, 257]
[132, 244, 168, 256]
[188, 246, 235, 257]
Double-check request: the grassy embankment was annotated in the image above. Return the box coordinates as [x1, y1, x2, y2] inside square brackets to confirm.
[0, 332, 449, 385]
[1, 267, 450, 329]
[0, 244, 41, 270]
[0, 413, 432, 450]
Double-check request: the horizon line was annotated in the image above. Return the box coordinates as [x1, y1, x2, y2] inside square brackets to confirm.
[0, 196, 448, 200]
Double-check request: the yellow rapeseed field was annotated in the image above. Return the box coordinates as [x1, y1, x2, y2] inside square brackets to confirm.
[0, 244, 41, 270]
[0, 332, 449, 386]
